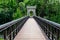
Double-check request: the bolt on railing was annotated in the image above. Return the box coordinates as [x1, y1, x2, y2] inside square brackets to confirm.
[0, 16, 29, 40]
[33, 16, 60, 40]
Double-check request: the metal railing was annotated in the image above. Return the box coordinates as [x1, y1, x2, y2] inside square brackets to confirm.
[0, 16, 29, 40]
[33, 16, 60, 40]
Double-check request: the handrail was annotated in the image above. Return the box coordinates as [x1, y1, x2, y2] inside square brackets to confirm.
[34, 16, 60, 30]
[0, 16, 29, 40]
[33, 16, 60, 40]
[0, 16, 27, 32]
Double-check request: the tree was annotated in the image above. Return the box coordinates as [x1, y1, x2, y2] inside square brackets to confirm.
[0, 0, 18, 24]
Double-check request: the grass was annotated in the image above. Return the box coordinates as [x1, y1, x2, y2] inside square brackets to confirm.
[0, 38, 4, 40]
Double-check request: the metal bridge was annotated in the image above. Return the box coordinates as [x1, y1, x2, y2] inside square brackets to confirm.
[0, 16, 60, 40]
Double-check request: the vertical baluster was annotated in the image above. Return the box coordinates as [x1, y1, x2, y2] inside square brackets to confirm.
[54, 28, 56, 40]
[11, 25, 14, 40]
[56, 29, 60, 40]
[52, 27, 55, 40]
[48, 25, 50, 38]
[3, 30, 8, 40]
[13, 32, 15, 39]
[52, 27, 54, 40]
[13, 25, 14, 39]
[9, 27, 12, 40]
[16, 23, 18, 35]
[11, 32, 13, 40]
[50, 26, 52, 40]
[46, 23, 48, 36]
[55, 28, 57, 40]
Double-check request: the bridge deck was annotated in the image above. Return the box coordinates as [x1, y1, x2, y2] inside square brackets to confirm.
[14, 18, 48, 40]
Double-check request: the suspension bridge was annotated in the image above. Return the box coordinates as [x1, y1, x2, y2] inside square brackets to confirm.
[0, 6, 60, 40]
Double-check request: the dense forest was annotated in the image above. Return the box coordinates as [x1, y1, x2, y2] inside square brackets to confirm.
[0, 0, 60, 25]
[0, 0, 26, 25]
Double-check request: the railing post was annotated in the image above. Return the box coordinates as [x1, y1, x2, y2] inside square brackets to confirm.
[46, 24, 48, 35]
[10, 27, 12, 40]
[3, 30, 8, 40]
[47, 25, 50, 38]
[57, 29, 60, 40]
[51, 27, 53, 40]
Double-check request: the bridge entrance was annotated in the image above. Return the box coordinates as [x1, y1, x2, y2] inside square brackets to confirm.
[27, 6, 36, 16]
[30, 11, 33, 16]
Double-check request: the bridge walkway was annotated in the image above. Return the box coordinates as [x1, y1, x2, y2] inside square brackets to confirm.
[14, 18, 48, 40]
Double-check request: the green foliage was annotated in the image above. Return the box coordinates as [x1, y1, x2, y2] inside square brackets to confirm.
[19, 2, 26, 16]
[44, 0, 60, 24]
[0, 8, 14, 24]
[13, 7, 23, 19]
[0, 0, 26, 25]
[24, 0, 29, 3]
[0, 0, 17, 24]
[0, 38, 4, 40]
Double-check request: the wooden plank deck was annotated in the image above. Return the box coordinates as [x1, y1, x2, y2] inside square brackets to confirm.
[14, 18, 48, 40]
